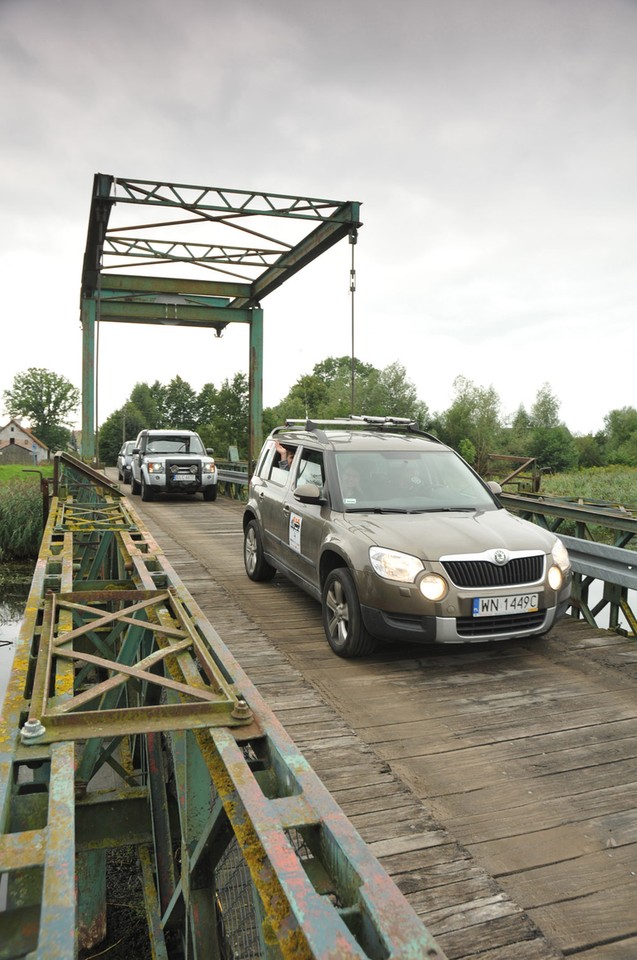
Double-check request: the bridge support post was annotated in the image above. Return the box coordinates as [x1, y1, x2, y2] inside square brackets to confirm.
[249, 308, 263, 472]
[81, 296, 96, 461]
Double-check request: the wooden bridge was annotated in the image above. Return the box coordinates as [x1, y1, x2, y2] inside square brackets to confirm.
[1, 456, 635, 959]
[129, 480, 637, 960]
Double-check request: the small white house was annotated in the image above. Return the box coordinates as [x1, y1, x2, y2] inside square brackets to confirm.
[0, 419, 49, 465]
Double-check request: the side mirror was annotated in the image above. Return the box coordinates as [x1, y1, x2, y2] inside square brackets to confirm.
[206, 448, 214, 456]
[487, 480, 502, 496]
[293, 482, 325, 505]
[133, 448, 140, 455]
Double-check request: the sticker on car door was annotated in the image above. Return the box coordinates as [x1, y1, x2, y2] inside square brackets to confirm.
[289, 513, 302, 553]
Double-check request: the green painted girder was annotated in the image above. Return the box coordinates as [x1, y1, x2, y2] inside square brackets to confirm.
[230, 202, 361, 308]
[82, 175, 362, 307]
[96, 175, 359, 222]
[99, 273, 252, 299]
[103, 236, 285, 267]
[96, 298, 251, 327]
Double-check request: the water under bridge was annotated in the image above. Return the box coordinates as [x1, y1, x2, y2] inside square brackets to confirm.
[0, 455, 636, 960]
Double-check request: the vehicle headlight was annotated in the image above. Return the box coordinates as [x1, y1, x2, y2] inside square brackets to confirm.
[369, 547, 424, 582]
[203, 462, 215, 474]
[548, 565, 563, 590]
[419, 574, 448, 601]
[147, 461, 164, 474]
[552, 538, 570, 571]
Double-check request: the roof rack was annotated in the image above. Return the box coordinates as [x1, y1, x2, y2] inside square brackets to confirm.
[280, 416, 442, 444]
[285, 415, 417, 428]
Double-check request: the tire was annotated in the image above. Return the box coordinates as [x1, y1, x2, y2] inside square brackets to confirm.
[141, 476, 154, 502]
[244, 520, 276, 582]
[203, 485, 218, 502]
[322, 568, 376, 658]
[131, 475, 141, 495]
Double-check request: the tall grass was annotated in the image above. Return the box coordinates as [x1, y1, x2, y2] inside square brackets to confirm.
[540, 466, 637, 510]
[0, 475, 46, 560]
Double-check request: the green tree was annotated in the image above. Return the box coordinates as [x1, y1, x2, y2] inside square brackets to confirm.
[504, 404, 532, 455]
[526, 384, 579, 472]
[201, 373, 249, 459]
[267, 357, 428, 425]
[439, 376, 502, 474]
[98, 402, 146, 466]
[529, 383, 561, 429]
[574, 434, 605, 468]
[3, 367, 79, 452]
[129, 382, 162, 428]
[603, 407, 637, 466]
[312, 356, 376, 388]
[270, 373, 331, 421]
[197, 383, 219, 427]
[364, 361, 429, 423]
[164, 376, 197, 429]
[529, 426, 578, 473]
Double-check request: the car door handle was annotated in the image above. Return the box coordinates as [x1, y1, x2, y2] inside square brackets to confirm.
[282, 504, 290, 514]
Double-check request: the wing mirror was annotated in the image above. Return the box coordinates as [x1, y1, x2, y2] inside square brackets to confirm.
[293, 482, 326, 505]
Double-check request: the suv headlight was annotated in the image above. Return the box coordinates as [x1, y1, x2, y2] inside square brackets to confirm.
[552, 538, 570, 571]
[147, 461, 164, 474]
[203, 461, 215, 474]
[369, 547, 423, 582]
[548, 538, 570, 591]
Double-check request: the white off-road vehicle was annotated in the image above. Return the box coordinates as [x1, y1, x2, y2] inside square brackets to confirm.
[130, 429, 218, 502]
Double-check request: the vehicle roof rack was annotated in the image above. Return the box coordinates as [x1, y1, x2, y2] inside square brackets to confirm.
[285, 415, 416, 427]
[280, 416, 442, 443]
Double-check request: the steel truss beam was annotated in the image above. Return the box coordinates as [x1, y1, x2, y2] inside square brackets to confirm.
[0, 453, 445, 959]
[80, 174, 361, 463]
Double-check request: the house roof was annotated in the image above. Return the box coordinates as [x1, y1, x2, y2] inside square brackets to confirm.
[0, 418, 48, 450]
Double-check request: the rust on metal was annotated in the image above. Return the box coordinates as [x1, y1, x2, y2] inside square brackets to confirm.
[0, 451, 447, 960]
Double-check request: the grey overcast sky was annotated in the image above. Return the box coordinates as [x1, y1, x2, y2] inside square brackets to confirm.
[1, 0, 635, 436]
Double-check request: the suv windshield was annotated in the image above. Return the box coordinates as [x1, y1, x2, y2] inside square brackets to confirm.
[146, 435, 206, 455]
[334, 449, 496, 512]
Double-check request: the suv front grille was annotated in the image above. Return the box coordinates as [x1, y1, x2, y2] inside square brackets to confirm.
[457, 610, 547, 637]
[167, 459, 201, 487]
[441, 555, 544, 588]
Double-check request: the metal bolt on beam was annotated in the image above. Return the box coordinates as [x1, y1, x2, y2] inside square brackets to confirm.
[21, 718, 47, 743]
[231, 697, 253, 721]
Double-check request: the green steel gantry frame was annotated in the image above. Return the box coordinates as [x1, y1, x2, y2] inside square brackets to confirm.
[80, 175, 362, 463]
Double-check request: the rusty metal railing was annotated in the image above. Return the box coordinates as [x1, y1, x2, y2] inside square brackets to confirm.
[0, 452, 446, 959]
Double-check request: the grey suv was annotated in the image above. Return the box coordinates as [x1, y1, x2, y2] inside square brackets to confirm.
[243, 417, 572, 658]
[117, 440, 136, 484]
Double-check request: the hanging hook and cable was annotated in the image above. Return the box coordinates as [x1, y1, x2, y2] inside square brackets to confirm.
[349, 226, 358, 416]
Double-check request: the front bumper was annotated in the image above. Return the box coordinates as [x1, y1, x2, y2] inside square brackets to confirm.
[361, 597, 570, 645]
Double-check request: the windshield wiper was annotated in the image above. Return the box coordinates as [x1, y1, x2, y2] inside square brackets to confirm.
[409, 506, 477, 513]
[345, 507, 410, 514]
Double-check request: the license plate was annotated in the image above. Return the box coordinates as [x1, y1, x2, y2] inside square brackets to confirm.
[171, 474, 195, 482]
[472, 593, 538, 617]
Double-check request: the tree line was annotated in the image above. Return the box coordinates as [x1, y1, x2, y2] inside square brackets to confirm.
[3, 361, 637, 475]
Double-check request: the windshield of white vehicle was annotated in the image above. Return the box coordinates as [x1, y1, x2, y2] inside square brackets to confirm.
[145, 435, 207, 455]
[334, 450, 497, 513]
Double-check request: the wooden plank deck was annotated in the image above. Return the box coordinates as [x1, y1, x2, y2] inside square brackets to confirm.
[128, 490, 637, 960]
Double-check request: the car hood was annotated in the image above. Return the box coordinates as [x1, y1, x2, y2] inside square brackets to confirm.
[336, 507, 556, 560]
[144, 453, 212, 461]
